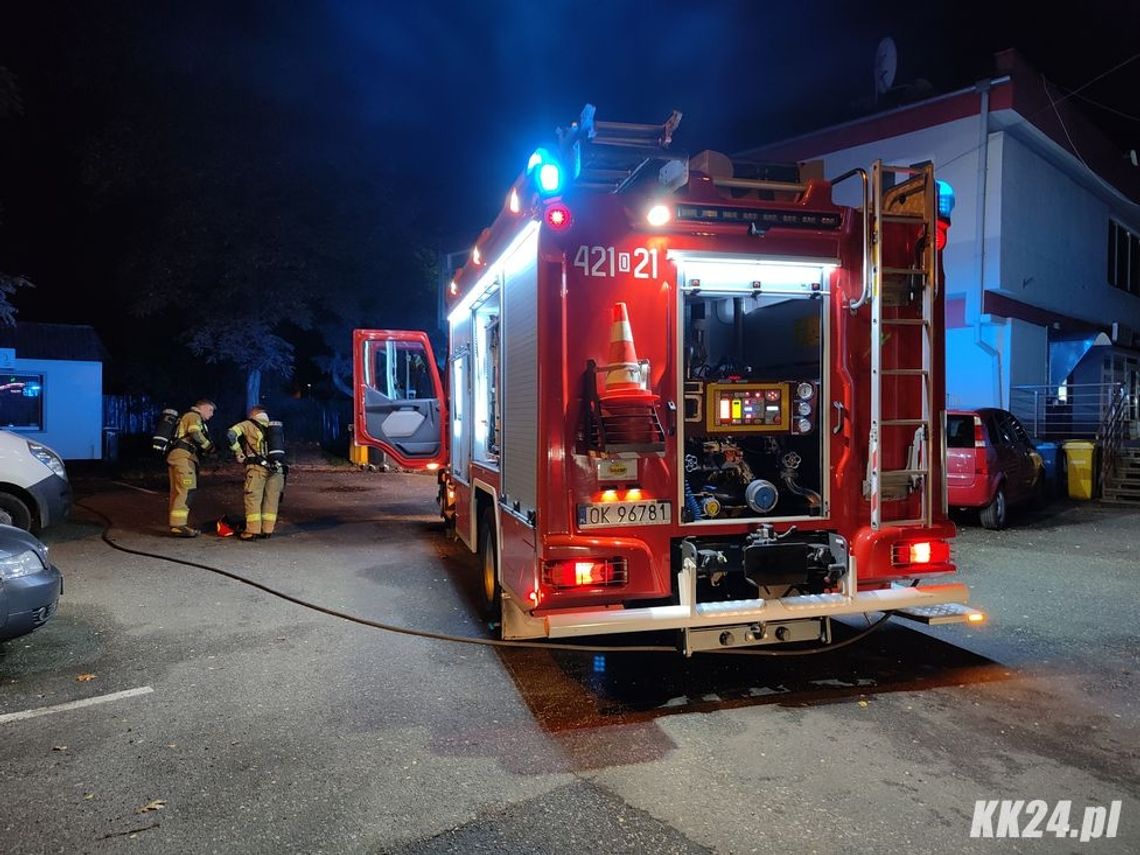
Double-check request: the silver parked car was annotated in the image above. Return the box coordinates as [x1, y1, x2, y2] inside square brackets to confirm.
[0, 524, 62, 642]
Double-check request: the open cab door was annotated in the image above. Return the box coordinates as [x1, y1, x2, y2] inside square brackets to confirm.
[352, 329, 447, 470]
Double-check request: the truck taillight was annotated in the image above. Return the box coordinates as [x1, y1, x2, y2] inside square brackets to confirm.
[891, 540, 951, 566]
[543, 558, 627, 588]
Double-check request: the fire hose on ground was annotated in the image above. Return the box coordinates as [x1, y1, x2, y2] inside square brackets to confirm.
[77, 496, 893, 657]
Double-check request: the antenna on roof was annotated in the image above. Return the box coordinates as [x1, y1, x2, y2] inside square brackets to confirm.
[874, 36, 898, 103]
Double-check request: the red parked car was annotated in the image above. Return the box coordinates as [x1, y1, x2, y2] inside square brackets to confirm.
[946, 408, 1046, 529]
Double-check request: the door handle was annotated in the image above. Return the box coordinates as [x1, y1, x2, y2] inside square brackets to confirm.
[832, 401, 846, 435]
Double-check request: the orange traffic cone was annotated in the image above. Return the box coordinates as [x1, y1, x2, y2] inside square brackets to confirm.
[602, 302, 656, 402]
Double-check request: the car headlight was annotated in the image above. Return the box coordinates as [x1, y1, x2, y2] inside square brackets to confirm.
[27, 442, 67, 480]
[0, 548, 45, 579]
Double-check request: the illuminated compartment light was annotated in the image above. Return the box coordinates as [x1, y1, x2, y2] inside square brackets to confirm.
[448, 221, 540, 324]
[646, 204, 672, 226]
[508, 189, 521, 213]
[671, 256, 836, 292]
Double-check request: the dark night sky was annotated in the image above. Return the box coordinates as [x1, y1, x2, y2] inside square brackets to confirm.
[1, 1, 1137, 389]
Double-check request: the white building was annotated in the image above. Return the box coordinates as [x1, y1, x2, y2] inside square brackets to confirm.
[740, 49, 1140, 419]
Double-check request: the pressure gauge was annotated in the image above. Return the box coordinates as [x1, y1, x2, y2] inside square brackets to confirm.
[797, 401, 812, 416]
[796, 382, 814, 400]
[797, 417, 812, 433]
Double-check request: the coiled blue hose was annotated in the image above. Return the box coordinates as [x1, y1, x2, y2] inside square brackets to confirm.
[684, 478, 704, 520]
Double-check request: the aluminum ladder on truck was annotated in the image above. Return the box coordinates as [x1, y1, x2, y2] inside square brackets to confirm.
[867, 161, 939, 530]
[557, 104, 685, 194]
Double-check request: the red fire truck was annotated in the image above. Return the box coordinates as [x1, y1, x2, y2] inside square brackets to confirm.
[354, 105, 985, 654]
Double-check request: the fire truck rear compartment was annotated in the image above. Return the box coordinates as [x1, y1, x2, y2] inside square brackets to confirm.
[682, 288, 824, 521]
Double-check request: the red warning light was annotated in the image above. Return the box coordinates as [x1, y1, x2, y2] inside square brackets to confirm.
[545, 203, 572, 230]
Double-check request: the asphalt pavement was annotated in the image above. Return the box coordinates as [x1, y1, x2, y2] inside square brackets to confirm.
[0, 463, 1136, 854]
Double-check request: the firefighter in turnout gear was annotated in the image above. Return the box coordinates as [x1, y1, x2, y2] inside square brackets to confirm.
[227, 407, 285, 541]
[167, 399, 216, 537]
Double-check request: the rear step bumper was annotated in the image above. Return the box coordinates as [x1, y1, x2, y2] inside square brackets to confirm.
[508, 581, 974, 640]
[892, 601, 987, 626]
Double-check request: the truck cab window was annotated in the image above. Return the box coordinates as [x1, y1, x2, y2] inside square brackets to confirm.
[367, 340, 434, 401]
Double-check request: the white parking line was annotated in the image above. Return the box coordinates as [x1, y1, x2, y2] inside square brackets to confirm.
[112, 481, 163, 496]
[0, 686, 154, 724]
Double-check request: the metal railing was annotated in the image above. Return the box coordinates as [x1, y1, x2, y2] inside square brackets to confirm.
[1009, 382, 1125, 440]
[1097, 384, 1130, 487]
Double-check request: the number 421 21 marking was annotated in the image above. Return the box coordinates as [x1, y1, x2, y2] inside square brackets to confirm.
[574, 246, 659, 280]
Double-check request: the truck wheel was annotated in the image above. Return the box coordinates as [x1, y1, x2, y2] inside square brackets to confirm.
[980, 486, 1007, 530]
[0, 492, 33, 532]
[478, 510, 502, 624]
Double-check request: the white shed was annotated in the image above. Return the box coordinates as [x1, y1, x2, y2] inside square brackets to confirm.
[0, 322, 106, 460]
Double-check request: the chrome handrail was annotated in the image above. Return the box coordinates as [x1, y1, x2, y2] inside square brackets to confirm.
[829, 167, 870, 310]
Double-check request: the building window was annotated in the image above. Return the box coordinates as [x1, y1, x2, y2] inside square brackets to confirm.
[1107, 219, 1140, 295]
[0, 373, 44, 430]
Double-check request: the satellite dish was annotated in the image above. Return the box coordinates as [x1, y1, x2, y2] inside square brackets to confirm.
[874, 37, 897, 96]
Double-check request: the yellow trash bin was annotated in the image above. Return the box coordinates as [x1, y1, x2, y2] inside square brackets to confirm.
[1062, 440, 1096, 500]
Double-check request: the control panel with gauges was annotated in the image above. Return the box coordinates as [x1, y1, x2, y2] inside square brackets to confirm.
[700, 381, 818, 435]
[681, 378, 823, 521]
